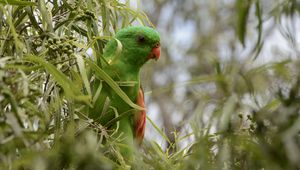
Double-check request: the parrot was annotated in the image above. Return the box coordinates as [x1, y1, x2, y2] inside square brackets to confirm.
[89, 26, 160, 160]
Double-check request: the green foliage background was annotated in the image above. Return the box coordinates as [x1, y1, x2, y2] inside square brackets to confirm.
[0, 0, 300, 169]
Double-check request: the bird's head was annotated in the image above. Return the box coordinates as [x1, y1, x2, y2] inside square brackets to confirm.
[104, 26, 161, 67]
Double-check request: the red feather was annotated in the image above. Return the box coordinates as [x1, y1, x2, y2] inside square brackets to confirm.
[134, 88, 146, 145]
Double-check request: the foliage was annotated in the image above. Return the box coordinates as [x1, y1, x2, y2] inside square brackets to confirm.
[0, 0, 149, 169]
[0, 0, 300, 169]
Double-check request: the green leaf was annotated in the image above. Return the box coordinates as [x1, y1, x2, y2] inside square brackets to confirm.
[0, 0, 36, 6]
[252, 1, 263, 60]
[85, 58, 144, 111]
[24, 55, 91, 104]
[38, 0, 53, 32]
[105, 108, 135, 127]
[236, 0, 251, 47]
[2, 86, 24, 127]
[147, 115, 171, 145]
[75, 54, 92, 97]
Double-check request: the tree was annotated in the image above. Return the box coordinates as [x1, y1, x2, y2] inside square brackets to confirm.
[1, 0, 300, 169]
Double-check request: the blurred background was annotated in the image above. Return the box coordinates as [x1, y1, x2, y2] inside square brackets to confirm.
[140, 0, 300, 151]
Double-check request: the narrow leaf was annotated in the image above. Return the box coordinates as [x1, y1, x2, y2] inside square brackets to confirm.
[236, 0, 251, 47]
[75, 54, 92, 97]
[147, 115, 171, 144]
[86, 59, 144, 110]
[0, 0, 36, 6]
[25, 55, 90, 104]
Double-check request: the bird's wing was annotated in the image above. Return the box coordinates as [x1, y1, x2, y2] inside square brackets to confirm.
[134, 87, 147, 145]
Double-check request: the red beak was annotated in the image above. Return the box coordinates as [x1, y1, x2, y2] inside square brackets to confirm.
[149, 43, 160, 61]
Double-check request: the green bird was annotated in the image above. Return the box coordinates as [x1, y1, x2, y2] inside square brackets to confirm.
[89, 26, 160, 159]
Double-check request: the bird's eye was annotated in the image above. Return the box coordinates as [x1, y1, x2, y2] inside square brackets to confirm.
[137, 35, 146, 43]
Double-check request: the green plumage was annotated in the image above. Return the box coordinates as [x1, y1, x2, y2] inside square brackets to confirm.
[89, 26, 160, 160]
